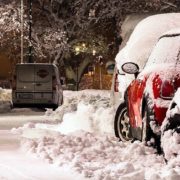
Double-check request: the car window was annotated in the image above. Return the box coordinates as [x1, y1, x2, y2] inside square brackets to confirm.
[146, 35, 180, 67]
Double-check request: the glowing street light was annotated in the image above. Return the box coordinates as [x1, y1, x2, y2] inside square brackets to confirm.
[75, 46, 80, 55]
[92, 49, 96, 56]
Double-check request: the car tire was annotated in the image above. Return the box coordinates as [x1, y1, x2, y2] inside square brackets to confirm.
[162, 102, 180, 134]
[142, 100, 162, 153]
[53, 104, 58, 111]
[114, 102, 133, 141]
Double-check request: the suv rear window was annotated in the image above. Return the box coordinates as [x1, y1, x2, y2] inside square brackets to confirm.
[17, 65, 34, 82]
[17, 65, 52, 83]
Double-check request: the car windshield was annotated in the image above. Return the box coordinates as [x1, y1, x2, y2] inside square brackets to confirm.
[145, 34, 180, 67]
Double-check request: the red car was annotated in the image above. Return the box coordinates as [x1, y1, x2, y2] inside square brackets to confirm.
[114, 30, 180, 148]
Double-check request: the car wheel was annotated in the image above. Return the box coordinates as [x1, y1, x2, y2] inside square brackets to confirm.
[53, 104, 58, 111]
[142, 101, 162, 153]
[162, 102, 180, 134]
[114, 102, 133, 141]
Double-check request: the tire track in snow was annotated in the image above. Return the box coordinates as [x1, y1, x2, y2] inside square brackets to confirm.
[0, 163, 36, 180]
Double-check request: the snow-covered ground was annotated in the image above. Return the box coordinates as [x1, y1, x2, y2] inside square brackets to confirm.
[0, 89, 177, 180]
[0, 88, 11, 113]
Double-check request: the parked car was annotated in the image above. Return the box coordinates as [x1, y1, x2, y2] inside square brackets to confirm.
[12, 63, 63, 109]
[114, 29, 180, 148]
[111, 14, 150, 111]
[113, 13, 180, 139]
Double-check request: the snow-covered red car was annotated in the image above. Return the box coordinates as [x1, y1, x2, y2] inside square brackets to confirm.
[113, 14, 180, 141]
[114, 29, 180, 148]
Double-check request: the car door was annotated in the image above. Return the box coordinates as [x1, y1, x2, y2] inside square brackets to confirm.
[16, 64, 35, 92]
[128, 75, 146, 129]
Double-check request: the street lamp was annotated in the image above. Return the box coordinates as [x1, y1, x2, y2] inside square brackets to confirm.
[28, 0, 33, 63]
[75, 47, 80, 55]
[75, 46, 80, 91]
[20, 0, 24, 64]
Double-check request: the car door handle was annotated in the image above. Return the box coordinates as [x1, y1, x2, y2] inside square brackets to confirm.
[36, 83, 42, 86]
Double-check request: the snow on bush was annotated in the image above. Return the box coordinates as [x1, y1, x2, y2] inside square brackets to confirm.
[0, 88, 11, 113]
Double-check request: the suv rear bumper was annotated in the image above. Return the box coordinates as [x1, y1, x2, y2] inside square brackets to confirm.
[12, 103, 58, 109]
[12, 91, 63, 109]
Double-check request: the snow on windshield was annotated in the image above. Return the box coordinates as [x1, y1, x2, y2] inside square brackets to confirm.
[146, 34, 180, 66]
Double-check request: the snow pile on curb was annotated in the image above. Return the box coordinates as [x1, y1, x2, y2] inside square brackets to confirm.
[14, 90, 180, 179]
[161, 130, 180, 161]
[21, 130, 169, 180]
[0, 88, 11, 113]
[44, 90, 114, 135]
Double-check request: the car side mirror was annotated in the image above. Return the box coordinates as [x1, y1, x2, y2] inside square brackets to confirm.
[121, 62, 139, 78]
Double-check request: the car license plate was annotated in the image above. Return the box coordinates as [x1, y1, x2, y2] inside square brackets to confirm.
[19, 93, 33, 99]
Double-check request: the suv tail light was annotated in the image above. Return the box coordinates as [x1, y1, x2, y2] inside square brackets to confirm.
[52, 75, 56, 90]
[161, 80, 174, 99]
[12, 75, 16, 90]
[114, 73, 119, 92]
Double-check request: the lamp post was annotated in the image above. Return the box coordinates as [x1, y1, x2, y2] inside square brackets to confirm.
[20, 0, 24, 64]
[28, 0, 33, 63]
[75, 47, 80, 91]
[97, 56, 103, 89]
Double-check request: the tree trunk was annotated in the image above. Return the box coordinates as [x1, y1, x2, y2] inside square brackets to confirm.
[65, 58, 92, 90]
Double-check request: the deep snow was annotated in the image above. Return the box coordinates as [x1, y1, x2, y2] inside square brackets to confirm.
[5, 89, 180, 180]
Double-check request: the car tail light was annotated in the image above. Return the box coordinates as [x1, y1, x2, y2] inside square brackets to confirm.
[12, 75, 16, 90]
[114, 73, 119, 92]
[52, 75, 56, 90]
[161, 80, 174, 99]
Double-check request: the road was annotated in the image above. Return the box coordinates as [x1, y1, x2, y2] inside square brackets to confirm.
[0, 108, 84, 180]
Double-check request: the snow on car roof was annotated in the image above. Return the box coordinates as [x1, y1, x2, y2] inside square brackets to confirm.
[116, 13, 180, 72]
[160, 28, 180, 38]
